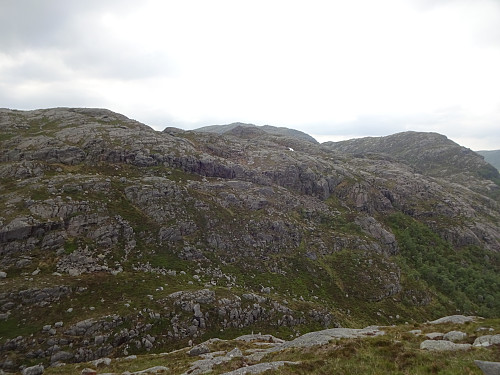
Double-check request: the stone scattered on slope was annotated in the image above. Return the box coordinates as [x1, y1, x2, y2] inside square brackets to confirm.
[188, 343, 211, 356]
[220, 361, 300, 375]
[91, 357, 112, 367]
[278, 327, 385, 349]
[182, 351, 235, 375]
[21, 364, 44, 375]
[473, 334, 500, 347]
[429, 315, 476, 325]
[235, 333, 284, 343]
[420, 340, 471, 351]
[122, 366, 169, 374]
[443, 331, 467, 342]
[474, 360, 500, 375]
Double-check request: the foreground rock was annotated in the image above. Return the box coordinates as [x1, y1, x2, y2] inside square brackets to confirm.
[473, 335, 500, 347]
[220, 361, 299, 375]
[420, 340, 471, 351]
[279, 327, 384, 349]
[21, 365, 44, 375]
[428, 315, 476, 325]
[123, 366, 169, 374]
[474, 360, 500, 375]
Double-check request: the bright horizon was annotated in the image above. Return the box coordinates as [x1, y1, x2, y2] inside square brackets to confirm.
[1, 0, 500, 151]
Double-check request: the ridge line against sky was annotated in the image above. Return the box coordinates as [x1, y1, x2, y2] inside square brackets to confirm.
[1, 0, 499, 150]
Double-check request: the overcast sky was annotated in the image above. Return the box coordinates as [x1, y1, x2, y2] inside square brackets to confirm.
[1, 0, 499, 150]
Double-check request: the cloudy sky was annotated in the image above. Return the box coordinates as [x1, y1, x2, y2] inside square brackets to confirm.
[1, 0, 499, 150]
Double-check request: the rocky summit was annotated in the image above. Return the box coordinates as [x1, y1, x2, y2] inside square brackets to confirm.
[0, 108, 499, 373]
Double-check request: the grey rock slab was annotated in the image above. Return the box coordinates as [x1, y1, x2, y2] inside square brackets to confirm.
[429, 315, 476, 325]
[21, 365, 44, 375]
[474, 360, 500, 375]
[420, 340, 471, 351]
[473, 334, 500, 347]
[122, 366, 169, 374]
[220, 361, 299, 375]
[425, 332, 444, 340]
[188, 343, 210, 356]
[278, 327, 384, 349]
[91, 357, 112, 367]
[181, 354, 233, 375]
[443, 331, 467, 342]
[226, 347, 243, 358]
[235, 333, 284, 344]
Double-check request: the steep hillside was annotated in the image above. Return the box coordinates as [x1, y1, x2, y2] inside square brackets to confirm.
[0, 108, 499, 371]
[477, 150, 500, 172]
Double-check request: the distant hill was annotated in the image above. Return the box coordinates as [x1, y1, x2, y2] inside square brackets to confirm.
[194, 122, 318, 143]
[477, 150, 500, 171]
[322, 132, 500, 189]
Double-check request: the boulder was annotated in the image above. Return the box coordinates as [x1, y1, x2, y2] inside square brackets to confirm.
[220, 361, 299, 375]
[429, 315, 475, 325]
[188, 343, 210, 356]
[91, 357, 111, 367]
[123, 366, 169, 374]
[21, 365, 44, 375]
[420, 340, 471, 351]
[473, 334, 500, 347]
[443, 331, 467, 342]
[474, 360, 500, 375]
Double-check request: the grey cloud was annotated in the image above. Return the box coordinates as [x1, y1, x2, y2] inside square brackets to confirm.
[0, 0, 140, 51]
[1, 0, 174, 82]
[0, 81, 107, 111]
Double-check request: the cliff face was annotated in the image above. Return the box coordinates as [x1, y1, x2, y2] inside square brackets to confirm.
[0, 108, 499, 370]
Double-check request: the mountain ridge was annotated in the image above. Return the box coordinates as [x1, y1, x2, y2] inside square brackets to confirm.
[0, 108, 499, 371]
[193, 122, 319, 144]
